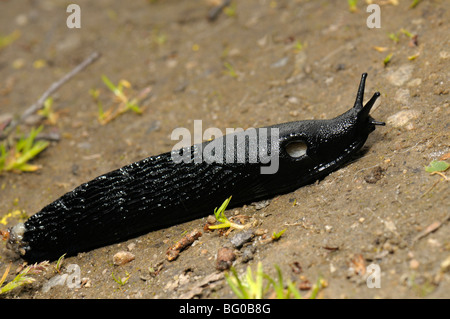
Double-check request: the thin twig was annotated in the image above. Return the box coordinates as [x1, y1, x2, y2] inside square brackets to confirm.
[1, 51, 101, 140]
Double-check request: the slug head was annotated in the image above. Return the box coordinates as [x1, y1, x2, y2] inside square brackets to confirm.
[353, 72, 385, 133]
[280, 73, 384, 170]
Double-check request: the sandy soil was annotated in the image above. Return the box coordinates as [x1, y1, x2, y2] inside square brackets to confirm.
[0, 0, 449, 299]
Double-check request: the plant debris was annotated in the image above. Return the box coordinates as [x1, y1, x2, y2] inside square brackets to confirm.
[166, 229, 202, 261]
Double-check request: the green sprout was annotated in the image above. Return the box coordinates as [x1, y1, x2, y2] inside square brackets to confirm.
[294, 40, 304, 53]
[0, 261, 49, 295]
[388, 32, 400, 43]
[225, 262, 266, 299]
[91, 75, 143, 125]
[410, 0, 421, 9]
[112, 271, 130, 286]
[223, 62, 238, 79]
[54, 253, 66, 274]
[208, 196, 246, 230]
[0, 30, 20, 50]
[271, 229, 286, 241]
[0, 126, 49, 173]
[151, 27, 167, 46]
[37, 97, 59, 125]
[383, 53, 393, 66]
[102, 75, 142, 114]
[264, 265, 302, 299]
[425, 160, 449, 174]
[400, 28, 414, 38]
[225, 262, 325, 299]
[223, 1, 237, 17]
[347, 0, 358, 13]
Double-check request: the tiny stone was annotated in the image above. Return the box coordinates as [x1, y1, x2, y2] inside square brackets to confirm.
[230, 230, 254, 249]
[386, 64, 414, 86]
[216, 247, 236, 271]
[206, 215, 216, 224]
[439, 51, 450, 59]
[386, 110, 420, 128]
[440, 256, 450, 273]
[255, 228, 266, 236]
[271, 56, 289, 68]
[409, 259, 420, 270]
[241, 246, 256, 263]
[113, 251, 135, 266]
[394, 88, 410, 104]
[254, 200, 270, 210]
[407, 78, 422, 87]
[330, 263, 336, 273]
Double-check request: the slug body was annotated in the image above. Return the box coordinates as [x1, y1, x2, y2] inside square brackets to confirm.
[7, 73, 384, 262]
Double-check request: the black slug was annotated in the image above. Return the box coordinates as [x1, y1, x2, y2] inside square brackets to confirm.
[6, 73, 384, 262]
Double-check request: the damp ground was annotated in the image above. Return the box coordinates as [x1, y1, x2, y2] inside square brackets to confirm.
[0, 0, 448, 299]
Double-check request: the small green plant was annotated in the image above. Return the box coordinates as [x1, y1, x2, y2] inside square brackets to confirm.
[226, 262, 265, 299]
[112, 271, 130, 286]
[347, 0, 358, 13]
[410, 0, 421, 9]
[294, 40, 304, 53]
[91, 75, 143, 125]
[102, 75, 142, 113]
[400, 28, 414, 39]
[0, 126, 49, 173]
[209, 196, 246, 230]
[271, 229, 286, 241]
[265, 265, 302, 299]
[54, 253, 66, 273]
[0, 30, 20, 50]
[0, 261, 49, 294]
[425, 160, 450, 174]
[388, 32, 400, 43]
[151, 27, 167, 46]
[383, 53, 393, 66]
[223, 62, 238, 79]
[37, 97, 59, 125]
[223, 1, 237, 17]
[225, 262, 325, 299]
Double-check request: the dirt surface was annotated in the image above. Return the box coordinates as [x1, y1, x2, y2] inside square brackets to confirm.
[0, 0, 449, 299]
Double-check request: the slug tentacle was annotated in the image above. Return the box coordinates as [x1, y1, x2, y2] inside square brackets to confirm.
[354, 73, 368, 109]
[6, 73, 384, 262]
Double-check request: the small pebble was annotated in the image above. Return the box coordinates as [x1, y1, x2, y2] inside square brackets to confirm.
[113, 251, 135, 266]
[241, 246, 256, 263]
[253, 200, 270, 210]
[386, 64, 414, 86]
[230, 229, 254, 249]
[386, 110, 420, 129]
[216, 247, 236, 271]
[440, 256, 450, 273]
[206, 215, 216, 224]
[255, 228, 266, 236]
[409, 259, 420, 270]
